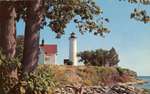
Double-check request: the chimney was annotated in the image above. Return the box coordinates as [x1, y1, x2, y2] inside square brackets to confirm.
[41, 39, 44, 46]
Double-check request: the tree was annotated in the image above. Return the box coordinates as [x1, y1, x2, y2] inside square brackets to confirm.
[20, 0, 110, 72]
[0, 2, 18, 79]
[0, 0, 109, 73]
[16, 35, 24, 61]
[22, 0, 44, 73]
[1, 0, 149, 73]
[120, 0, 150, 23]
[0, 2, 16, 59]
[78, 48, 119, 66]
[21, 0, 150, 72]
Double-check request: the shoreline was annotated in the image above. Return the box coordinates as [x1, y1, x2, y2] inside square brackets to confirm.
[118, 79, 148, 86]
[55, 82, 149, 94]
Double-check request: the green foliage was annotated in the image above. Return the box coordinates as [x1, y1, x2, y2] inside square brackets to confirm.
[15, 36, 24, 62]
[45, 0, 110, 38]
[75, 66, 137, 86]
[0, 50, 20, 94]
[76, 66, 98, 85]
[130, 8, 150, 23]
[16, 44, 23, 61]
[16, 65, 57, 94]
[0, 50, 57, 94]
[116, 67, 137, 77]
[6, 0, 109, 38]
[119, 0, 150, 23]
[95, 66, 119, 84]
[116, 67, 127, 75]
[126, 0, 150, 5]
[46, 65, 138, 86]
[78, 47, 119, 66]
[66, 60, 73, 65]
[143, 89, 150, 94]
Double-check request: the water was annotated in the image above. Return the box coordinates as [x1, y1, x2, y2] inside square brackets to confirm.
[136, 76, 150, 89]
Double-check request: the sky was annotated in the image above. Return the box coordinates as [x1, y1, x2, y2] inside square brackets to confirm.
[16, 0, 150, 76]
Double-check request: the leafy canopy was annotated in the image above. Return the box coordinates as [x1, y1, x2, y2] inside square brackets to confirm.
[0, 0, 110, 38]
[120, 0, 150, 23]
[77, 48, 119, 66]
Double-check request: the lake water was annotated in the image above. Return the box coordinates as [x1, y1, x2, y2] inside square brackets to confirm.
[136, 76, 150, 89]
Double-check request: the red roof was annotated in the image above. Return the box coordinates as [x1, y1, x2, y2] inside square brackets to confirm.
[40, 45, 57, 55]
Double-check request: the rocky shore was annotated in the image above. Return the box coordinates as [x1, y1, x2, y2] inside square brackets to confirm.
[54, 84, 148, 94]
[118, 79, 148, 86]
[46, 65, 149, 94]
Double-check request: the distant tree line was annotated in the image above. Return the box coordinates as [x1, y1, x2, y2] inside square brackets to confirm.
[78, 48, 119, 67]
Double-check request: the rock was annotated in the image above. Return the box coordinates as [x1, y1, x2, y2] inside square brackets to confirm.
[54, 84, 147, 94]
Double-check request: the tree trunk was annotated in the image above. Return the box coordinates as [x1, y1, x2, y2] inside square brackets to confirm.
[0, 4, 17, 79]
[0, 5, 16, 59]
[22, 0, 43, 73]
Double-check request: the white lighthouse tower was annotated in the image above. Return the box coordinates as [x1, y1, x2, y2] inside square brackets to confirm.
[69, 32, 77, 66]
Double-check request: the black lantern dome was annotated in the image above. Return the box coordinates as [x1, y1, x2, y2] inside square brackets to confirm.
[70, 32, 76, 38]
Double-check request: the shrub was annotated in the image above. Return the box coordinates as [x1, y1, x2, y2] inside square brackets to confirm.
[95, 66, 120, 85]
[15, 65, 57, 94]
[0, 50, 20, 94]
[76, 66, 99, 86]
[64, 60, 73, 65]
[116, 67, 137, 77]
[116, 67, 126, 75]
[0, 50, 57, 94]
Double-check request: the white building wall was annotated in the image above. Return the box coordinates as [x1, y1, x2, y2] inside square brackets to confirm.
[44, 54, 56, 64]
[39, 48, 45, 64]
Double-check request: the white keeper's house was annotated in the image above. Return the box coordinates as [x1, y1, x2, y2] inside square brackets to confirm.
[39, 40, 57, 64]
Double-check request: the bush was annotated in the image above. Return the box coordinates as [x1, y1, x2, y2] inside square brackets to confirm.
[0, 50, 20, 94]
[0, 50, 57, 94]
[116, 67, 137, 77]
[95, 66, 120, 85]
[16, 65, 57, 94]
[64, 60, 73, 65]
[77, 66, 98, 86]
[116, 67, 126, 75]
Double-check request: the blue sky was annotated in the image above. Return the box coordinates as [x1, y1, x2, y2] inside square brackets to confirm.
[16, 0, 150, 76]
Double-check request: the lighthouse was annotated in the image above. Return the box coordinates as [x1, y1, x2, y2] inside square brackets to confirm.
[69, 32, 77, 66]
